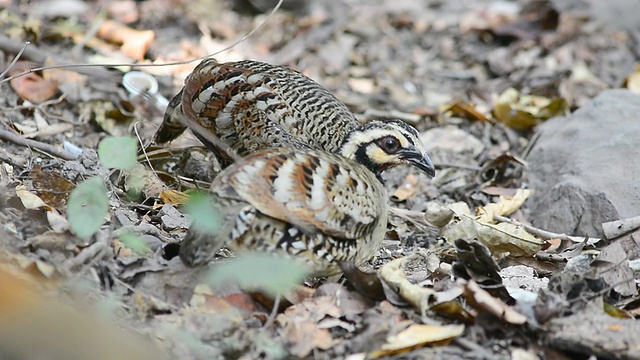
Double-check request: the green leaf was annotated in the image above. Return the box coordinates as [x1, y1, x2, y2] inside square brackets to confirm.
[207, 252, 311, 297]
[98, 136, 138, 170]
[186, 191, 221, 235]
[118, 233, 151, 255]
[67, 177, 109, 240]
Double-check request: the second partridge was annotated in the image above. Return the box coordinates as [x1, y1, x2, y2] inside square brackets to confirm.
[154, 59, 435, 177]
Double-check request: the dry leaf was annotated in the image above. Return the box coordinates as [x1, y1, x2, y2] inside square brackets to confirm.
[159, 189, 190, 205]
[26, 231, 74, 252]
[378, 250, 464, 314]
[594, 241, 638, 297]
[370, 323, 465, 358]
[476, 188, 532, 223]
[443, 216, 545, 257]
[391, 174, 419, 202]
[494, 88, 567, 129]
[424, 202, 454, 227]
[277, 298, 339, 357]
[97, 20, 155, 60]
[46, 210, 69, 233]
[440, 99, 491, 122]
[31, 166, 76, 210]
[9, 69, 58, 103]
[15, 184, 50, 210]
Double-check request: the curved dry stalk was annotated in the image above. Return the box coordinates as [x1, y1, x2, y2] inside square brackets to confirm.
[493, 214, 601, 244]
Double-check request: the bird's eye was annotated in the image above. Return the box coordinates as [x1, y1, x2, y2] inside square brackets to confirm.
[377, 136, 400, 153]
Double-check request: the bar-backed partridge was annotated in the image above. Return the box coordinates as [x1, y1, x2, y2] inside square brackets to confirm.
[179, 147, 388, 276]
[153, 59, 435, 177]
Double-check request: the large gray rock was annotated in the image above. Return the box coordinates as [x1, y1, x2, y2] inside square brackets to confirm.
[526, 90, 640, 237]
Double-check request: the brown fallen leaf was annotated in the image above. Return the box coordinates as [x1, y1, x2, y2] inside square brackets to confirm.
[26, 231, 75, 253]
[9, 64, 58, 103]
[440, 99, 491, 122]
[188, 284, 247, 319]
[477, 153, 527, 186]
[31, 166, 76, 210]
[276, 299, 338, 357]
[276, 284, 370, 357]
[391, 173, 419, 202]
[97, 20, 155, 60]
[159, 189, 190, 206]
[452, 239, 515, 305]
[338, 261, 385, 301]
[493, 87, 567, 130]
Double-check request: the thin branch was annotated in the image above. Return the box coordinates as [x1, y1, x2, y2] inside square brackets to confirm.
[493, 214, 601, 244]
[0, 40, 29, 81]
[0, 128, 78, 160]
[435, 162, 482, 172]
[62, 238, 109, 273]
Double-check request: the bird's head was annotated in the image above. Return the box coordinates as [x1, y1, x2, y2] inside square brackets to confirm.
[339, 120, 435, 179]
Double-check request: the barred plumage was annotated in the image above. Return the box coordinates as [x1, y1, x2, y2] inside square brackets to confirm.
[153, 59, 435, 177]
[164, 59, 437, 274]
[179, 147, 387, 276]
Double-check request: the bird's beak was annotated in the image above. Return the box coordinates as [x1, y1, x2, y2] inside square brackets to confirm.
[398, 146, 436, 177]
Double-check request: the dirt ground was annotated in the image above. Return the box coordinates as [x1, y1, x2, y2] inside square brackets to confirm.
[1, 0, 640, 359]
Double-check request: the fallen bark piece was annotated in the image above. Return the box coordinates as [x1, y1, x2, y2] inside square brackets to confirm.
[546, 310, 640, 359]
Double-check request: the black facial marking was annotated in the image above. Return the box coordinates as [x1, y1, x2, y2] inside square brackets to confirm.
[354, 144, 384, 182]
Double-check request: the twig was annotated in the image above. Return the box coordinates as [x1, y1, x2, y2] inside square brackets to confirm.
[602, 215, 640, 240]
[0, 128, 78, 160]
[62, 239, 109, 273]
[434, 162, 482, 172]
[493, 214, 601, 244]
[0, 34, 115, 81]
[388, 206, 436, 233]
[570, 276, 637, 304]
[453, 338, 499, 359]
[0, 93, 68, 113]
[0, 35, 46, 63]
[0, 41, 29, 81]
[0, 147, 26, 169]
[263, 293, 281, 328]
[133, 120, 163, 184]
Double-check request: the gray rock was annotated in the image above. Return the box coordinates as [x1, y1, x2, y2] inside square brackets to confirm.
[552, 0, 640, 32]
[526, 89, 640, 237]
[159, 204, 189, 230]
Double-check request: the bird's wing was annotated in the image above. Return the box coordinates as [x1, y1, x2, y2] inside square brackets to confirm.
[212, 149, 387, 240]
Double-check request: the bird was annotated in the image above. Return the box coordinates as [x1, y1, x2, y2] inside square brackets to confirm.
[153, 59, 435, 178]
[179, 147, 387, 276]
